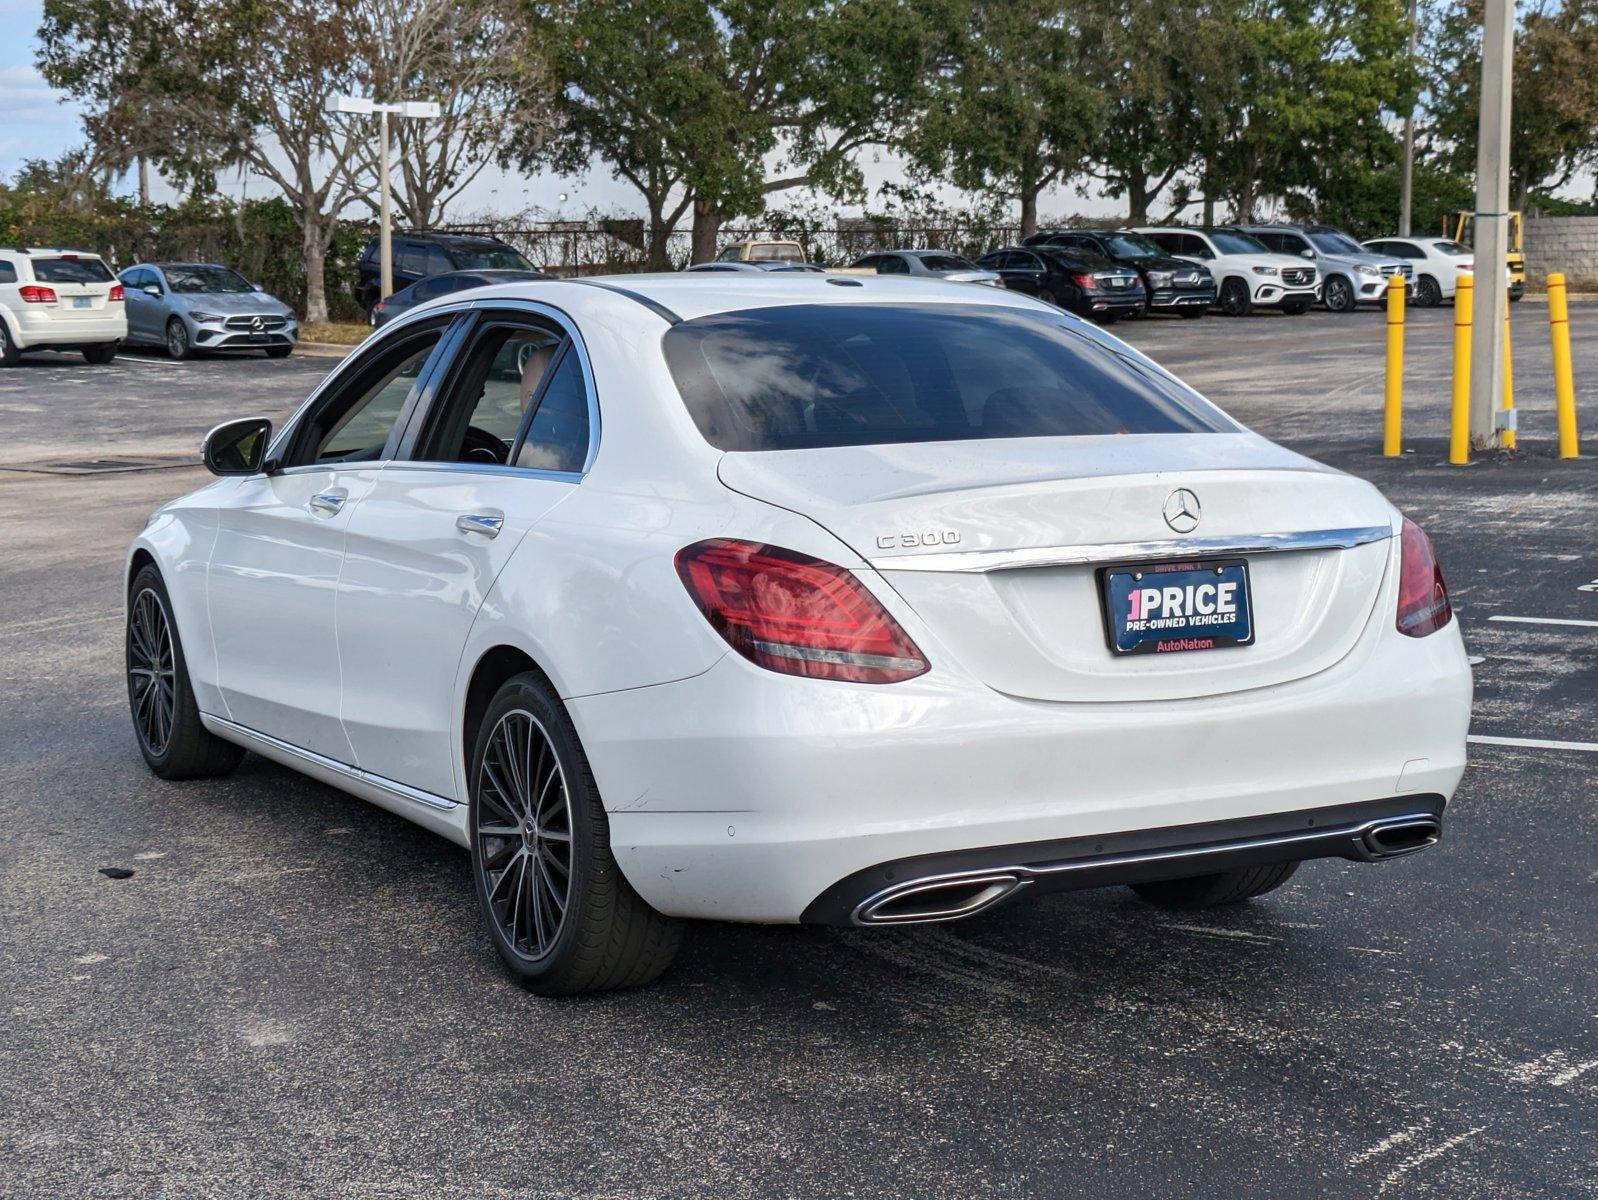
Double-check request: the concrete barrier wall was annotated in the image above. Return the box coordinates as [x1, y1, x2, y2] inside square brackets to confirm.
[1524, 217, 1598, 290]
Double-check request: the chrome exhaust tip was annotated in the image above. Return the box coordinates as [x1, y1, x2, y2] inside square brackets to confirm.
[1360, 816, 1442, 860]
[853, 873, 1028, 926]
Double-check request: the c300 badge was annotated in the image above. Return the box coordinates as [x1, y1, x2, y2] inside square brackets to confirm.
[876, 529, 961, 549]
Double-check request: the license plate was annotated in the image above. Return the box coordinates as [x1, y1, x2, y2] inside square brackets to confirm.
[74, 296, 93, 309]
[1101, 559, 1254, 655]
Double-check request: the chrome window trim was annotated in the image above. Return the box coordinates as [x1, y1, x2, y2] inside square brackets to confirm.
[870, 524, 1394, 574]
[375, 459, 583, 485]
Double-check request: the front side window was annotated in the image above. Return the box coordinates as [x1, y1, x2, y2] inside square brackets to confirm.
[296, 325, 448, 465]
[663, 303, 1234, 453]
[418, 323, 565, 465]
[0, 260, 17, 284]
[32, 256, 114, 284]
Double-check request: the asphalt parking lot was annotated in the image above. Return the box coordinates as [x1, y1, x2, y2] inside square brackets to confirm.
[1, 304, 1594, 1198]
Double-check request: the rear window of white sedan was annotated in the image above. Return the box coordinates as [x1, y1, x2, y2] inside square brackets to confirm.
[663, 303, 1234, 452]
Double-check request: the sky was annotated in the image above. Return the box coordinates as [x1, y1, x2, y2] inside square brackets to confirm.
[2, 0, 1113, 223]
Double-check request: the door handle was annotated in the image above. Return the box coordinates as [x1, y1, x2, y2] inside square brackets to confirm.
[308, 490, 347, 515]
[456, 513, 504, 538]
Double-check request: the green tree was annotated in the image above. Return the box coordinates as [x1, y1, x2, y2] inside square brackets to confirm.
[514, 0, 932, 267]
[906, 0, 1101, 237]
[1424, 0, 1598, 208]
[1200, 0, 1417, 221]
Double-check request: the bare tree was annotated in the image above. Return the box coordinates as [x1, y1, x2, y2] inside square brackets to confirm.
[345, 0, 553, 229]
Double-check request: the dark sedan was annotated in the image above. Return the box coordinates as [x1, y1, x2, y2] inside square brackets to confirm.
[974, 246, 1146, 322]
[371, 269, 547, 327]
[1024, 229, 1215, 317]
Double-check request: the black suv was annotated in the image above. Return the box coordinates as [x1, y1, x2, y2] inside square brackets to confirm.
[1024, 229, 1215, 317]
[975, 246, 1146, 322]
[355, 232, 536, 318]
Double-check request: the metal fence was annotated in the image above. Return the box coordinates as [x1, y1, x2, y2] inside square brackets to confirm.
[439, 216, 1028, 274]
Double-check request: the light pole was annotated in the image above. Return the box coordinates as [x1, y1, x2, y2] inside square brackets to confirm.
[1468, 0, 1514, 451]
[1399, 0, 1418, 237]
[327, 95, 441, 301]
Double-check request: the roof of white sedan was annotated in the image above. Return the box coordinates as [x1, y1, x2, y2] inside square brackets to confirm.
[420, 272, 1054, 326]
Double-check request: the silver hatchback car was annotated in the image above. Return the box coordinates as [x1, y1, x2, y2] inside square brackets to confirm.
[118, 262, 299, 359]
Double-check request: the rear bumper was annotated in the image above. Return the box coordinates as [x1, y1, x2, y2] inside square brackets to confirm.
[571, 613, 1471, 923]
[803, 794, 1444, 925]
[10, 312, 126, 349]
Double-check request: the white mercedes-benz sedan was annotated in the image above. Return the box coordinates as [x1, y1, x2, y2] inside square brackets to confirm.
[125, 275, 1471, 994]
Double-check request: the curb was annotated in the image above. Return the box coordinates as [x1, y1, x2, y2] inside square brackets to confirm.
[294, 341, 359, 358]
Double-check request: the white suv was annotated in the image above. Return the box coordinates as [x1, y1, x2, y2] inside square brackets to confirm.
[1133, 227, 1320, 316]
[0, 248, 127, 365]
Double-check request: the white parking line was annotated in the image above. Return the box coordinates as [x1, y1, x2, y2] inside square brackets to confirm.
[1487, 615, 1598, 628]
[1468, 735, 1598, 753]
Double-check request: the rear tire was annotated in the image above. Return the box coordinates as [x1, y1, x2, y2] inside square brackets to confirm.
[0, 322, 20, 366]
[126, 565, 245, 780]
[1219, 278, 1253, 317]
[1414, 275, 1442, 308]
[82, 342, 118, 364]
[1130, 862, 1299, 909]
[469, 672, 681, 996]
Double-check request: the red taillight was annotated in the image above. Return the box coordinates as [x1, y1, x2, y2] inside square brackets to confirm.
[675, 539, 928, 684]
[1071, 272, 1098, 290]
[19, 285, 57, 304]
[1396, 517, 1451, 637]
[108, 284, 124, 301]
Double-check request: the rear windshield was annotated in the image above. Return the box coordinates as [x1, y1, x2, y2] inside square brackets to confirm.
[32, 256, 114, 284]
[663, 303, 1234, 452]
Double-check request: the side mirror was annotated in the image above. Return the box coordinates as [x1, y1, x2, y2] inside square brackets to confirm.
[203, 417, 272, 476]
[252, 282, 265, 292]
[1301, 248, 1316, 259]
[143, 283, 162, 296]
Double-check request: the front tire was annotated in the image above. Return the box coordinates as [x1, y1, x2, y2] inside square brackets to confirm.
[1130, 862, 1299, 909]
[469, 672, 681, 996]
[126, 565, 244, 780]
[1219, 278, 1253, 317]
[165, 318, 194, 360]
[1323, 275, 1356, 313]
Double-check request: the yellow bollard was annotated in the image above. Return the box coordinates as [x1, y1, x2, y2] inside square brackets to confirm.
[1501, 296, 1516, 449]
[1548, 272, 1581, 458]
[1383, 274, 1405, 456]
[1450, 273, 1474, 465]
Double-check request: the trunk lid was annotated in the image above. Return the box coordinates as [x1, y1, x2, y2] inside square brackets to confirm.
[719, 434, 1395, 702]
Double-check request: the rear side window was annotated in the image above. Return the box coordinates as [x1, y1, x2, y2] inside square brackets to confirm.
[32, 256, 114, 284]
[663, 304, 1234, 452]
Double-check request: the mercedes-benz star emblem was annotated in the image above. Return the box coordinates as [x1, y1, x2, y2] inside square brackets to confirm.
[1163, 488, 1201, 533]
[250, 315, 264, 332]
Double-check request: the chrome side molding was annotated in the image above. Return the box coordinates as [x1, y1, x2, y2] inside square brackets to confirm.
[870, 524, 1394, 574]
